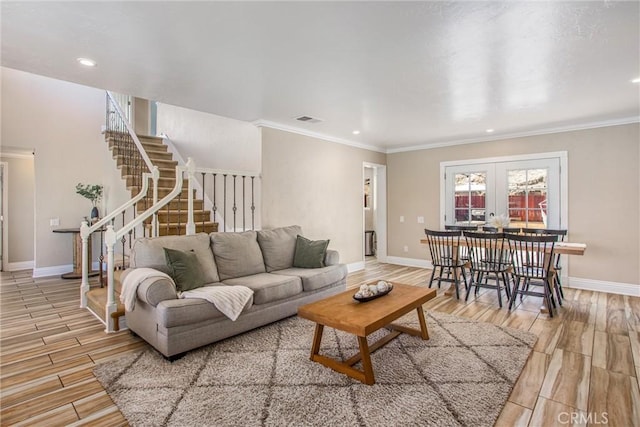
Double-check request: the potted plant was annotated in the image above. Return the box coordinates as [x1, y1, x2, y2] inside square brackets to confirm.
[76, 183, 103, 223]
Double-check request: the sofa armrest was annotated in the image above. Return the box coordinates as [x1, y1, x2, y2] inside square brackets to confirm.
[121, 268, 178, 307]
[324, 249, 340, 266]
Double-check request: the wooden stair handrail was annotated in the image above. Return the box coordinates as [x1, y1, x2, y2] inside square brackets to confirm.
[79, 169, 158, 310]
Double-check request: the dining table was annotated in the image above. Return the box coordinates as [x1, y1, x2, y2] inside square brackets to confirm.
[419, 237, 587, 312]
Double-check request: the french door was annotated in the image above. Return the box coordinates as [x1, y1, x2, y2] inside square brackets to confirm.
[444, 156, 562, 229]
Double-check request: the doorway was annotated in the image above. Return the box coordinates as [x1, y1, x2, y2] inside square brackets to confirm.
[441, 152, 567, 229]
[363, 162, 387, 263]
[0, 162, 5, 271]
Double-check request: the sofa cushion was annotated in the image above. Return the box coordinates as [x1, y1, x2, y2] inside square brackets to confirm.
[156, 284, 251, 328]
[257, 225, 302, 272]
[293, 235, 330, 268]
[276, 264, 348, 292]
[210, 231, 266, 280]
[163, 248, 205, 292]
[223, 273, 302, 305]
[130, 233, 219, 283]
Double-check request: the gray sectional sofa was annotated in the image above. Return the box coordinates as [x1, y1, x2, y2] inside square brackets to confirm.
[122, 225, 347, 358]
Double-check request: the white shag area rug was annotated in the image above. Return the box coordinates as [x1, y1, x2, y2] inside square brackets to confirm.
[94, 310, 536, 427]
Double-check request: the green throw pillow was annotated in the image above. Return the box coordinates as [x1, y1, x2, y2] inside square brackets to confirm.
[293, 235, 329, 268]
[163, 247, 205, 292]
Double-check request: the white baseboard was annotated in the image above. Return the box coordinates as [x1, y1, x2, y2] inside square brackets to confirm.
[347, 261, 365, 272]
[32, 264, 73, 278]
[385, 256, 432, 269]
[379, 260, 639, 298]
[4, 260, 34, 271]
[566, 277, 639, 297]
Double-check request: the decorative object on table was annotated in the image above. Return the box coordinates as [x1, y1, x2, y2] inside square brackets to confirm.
[488, 213, 510, 230]
[354, 280, 393, 301]
[75, 183, 103, 223]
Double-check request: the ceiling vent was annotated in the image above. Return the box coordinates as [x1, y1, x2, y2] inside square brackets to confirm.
[295, 115, 323, 124]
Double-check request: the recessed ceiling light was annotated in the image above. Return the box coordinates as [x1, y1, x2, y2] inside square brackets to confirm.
[352, 130, 360, 135]
[632, 77, 640, 83]
[77, 57, 97, 67]
[486, 129, 495, 133]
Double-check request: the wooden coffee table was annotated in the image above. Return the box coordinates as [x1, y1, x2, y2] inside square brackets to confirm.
[297, 283, 436, 385]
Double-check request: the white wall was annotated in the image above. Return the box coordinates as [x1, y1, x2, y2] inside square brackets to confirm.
[1, 67, 130, 274]
[387, 123, 640, 287]
[261, 127, 386, 266]
[156, 103, 261, 171]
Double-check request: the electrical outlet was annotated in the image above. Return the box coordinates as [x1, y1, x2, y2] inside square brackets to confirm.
[400, 216, 405, 223]
[403, 245, 409, 253]
[50, 218, 60, 227]
[417, 216, 424, 224]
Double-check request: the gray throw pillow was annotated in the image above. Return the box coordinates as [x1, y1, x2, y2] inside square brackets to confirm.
[293, 235, 329, 268]
[257, 225, 302, 272]
[163, 247, 205, 292]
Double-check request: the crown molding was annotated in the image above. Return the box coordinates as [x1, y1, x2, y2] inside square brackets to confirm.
[253, 116, 639, 154]
[0, 148, 35, 159]
[387, 116, 640, 153]
[252, 120, 387, 153]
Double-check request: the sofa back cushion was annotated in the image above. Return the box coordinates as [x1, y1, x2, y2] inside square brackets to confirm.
[210, 230, 266, 280]
[257, 225, 302, 272]
[130, 233, 220, 283]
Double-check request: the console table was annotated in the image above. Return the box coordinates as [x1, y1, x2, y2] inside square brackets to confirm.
[52, 228, 100, 279]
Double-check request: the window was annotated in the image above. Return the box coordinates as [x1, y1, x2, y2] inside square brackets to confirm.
[443, 153, 565, 229]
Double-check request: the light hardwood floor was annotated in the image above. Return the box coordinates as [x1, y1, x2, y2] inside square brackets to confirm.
[1, 260, 639, 426]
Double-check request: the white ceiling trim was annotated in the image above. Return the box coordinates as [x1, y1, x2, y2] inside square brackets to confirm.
[387, 116, 640, 154]
[252, 120, 387, 154]
[0, 148, 35, 159]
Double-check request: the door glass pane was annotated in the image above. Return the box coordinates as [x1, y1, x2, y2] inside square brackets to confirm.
[454, 172, 486, 225]
[508, 168, 547, 228]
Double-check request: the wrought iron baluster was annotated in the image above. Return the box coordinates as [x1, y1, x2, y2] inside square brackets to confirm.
[251, 176, 255, 230]
[177, 181, 182, 235]
[212, 173, 217, 224]
[201, 172, 206, 230]
[232, 175, 237, 232]
[223, 174, 227, 232]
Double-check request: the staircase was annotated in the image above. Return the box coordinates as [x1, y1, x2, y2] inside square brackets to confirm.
[82, 91, 260, 333]
[85, 132, 219, 330]
[107, 131, 218, 236]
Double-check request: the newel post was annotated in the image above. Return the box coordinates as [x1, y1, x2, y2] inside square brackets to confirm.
[104, 225, 118, 333]
[79, 220, 90, 308]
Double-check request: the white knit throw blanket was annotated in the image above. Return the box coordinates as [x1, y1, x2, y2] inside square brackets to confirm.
[120, 268, 174, 312]
[180, 286, 253, 321]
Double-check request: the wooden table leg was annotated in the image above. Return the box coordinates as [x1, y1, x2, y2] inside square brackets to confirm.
[357, 336, 375, 385]
[310, 324, 324, 359]
[416, 307, 429, 340]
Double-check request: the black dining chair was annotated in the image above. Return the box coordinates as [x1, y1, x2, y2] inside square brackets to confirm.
[506, 233, 558, 316]
[424, 229, 468, 299]
[444, 225, 477, 273]
[464, 231, 512, 308]
[521, 228, 567, 300]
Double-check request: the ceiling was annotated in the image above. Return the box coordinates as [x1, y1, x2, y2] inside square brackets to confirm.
[2, 1, 639, 152]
